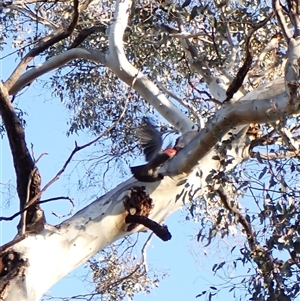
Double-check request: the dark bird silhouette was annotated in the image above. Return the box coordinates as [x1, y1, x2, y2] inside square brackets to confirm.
[182, 0, 192, 8]
[189, 5, 199, 21]
[130, 119, 177, 182]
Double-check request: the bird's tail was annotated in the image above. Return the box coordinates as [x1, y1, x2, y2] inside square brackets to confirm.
[130, 164, 163, 182]
[130, 164, 148, 178]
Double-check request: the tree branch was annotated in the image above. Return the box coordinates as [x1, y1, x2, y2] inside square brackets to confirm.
[156, 78, 202, 128]
[107, 0, 194, 133]
[167, 78, 299, 174]
[20, 96, 129, 217]
[0, 83, 38, 221]
[125, 215, 172, 241]
[10, 0, 194, 134]
[251, 150, 300, 160]
[4, 0, 79, 91]
[9, 49, 107, 95]
[217, 188, 256, 248]
[69, 25, 107, 49]
[0, 197, 74, 222]
[9, 4, 60, 30]
[273, 0, 291, 42]
[287, 0, 300, 37]
[224, 13, 274, 103]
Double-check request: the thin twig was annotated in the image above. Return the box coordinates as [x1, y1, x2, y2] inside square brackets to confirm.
[156, 78, 202, 129]
[51, 197, 75, 218]
[140, 233, 153, 273]
[0, 98, 128, 223]
[35, 152, 49, 164]
[216, 188, 256, 249]
[188, 79, 222, 105]
[251, 149, 300, 160]
[20, 94, 129, 218]
[5, 0, 79, 91]
[0, 196, 74, 222]
[20, 167, 37, 234]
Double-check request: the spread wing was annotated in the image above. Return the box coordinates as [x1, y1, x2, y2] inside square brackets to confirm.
[136, 118, 163, 161]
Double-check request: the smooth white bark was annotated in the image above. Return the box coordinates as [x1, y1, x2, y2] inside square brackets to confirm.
[9, 49, 107, 96]
[4, 70, 299, 300]
[3, 1, 300, 301]
[9, 0, 194, 134]
[2, 168, 214, 301]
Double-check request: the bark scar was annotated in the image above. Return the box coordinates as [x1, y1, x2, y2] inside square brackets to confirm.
[123, 186, 172, 241]
[0, 250, 26, 278]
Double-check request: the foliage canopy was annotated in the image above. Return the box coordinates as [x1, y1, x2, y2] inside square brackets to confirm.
[2, 0, 300, 300]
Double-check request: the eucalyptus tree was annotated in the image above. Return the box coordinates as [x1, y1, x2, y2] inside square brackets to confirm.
[1, 0, 300, 300]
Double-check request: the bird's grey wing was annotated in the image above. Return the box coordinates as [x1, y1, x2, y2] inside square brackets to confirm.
[136, 118, 163, 161]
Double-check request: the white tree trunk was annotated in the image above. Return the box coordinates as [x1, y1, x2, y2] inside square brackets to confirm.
[0, 166, 207, 301]
[2, 74, 299, 299]
[2, 0, 300, 300]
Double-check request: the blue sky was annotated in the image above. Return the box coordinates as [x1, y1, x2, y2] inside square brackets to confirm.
[0, 51, 242, 301]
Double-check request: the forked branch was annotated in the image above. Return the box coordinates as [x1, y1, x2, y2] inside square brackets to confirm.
[5, 0, 79, 91]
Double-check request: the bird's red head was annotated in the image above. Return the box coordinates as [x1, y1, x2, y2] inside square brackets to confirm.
[164, 148, 177, 158]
